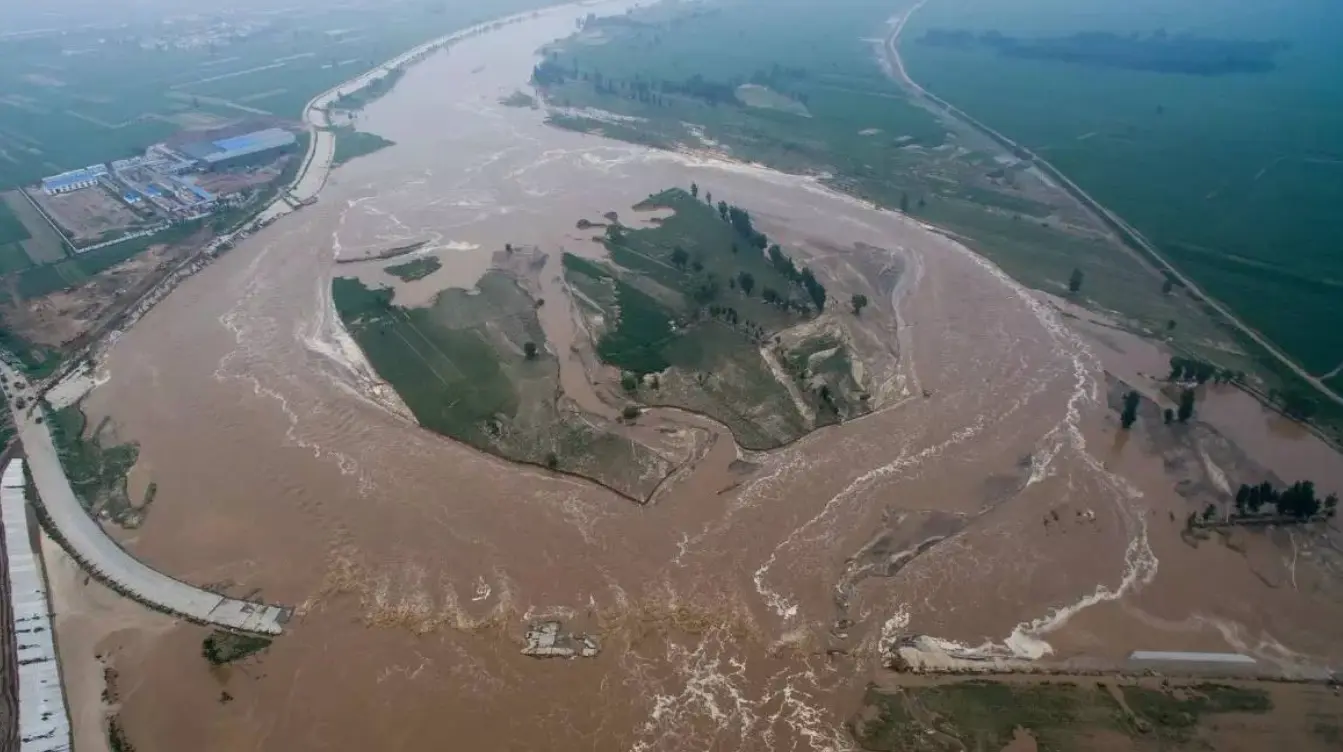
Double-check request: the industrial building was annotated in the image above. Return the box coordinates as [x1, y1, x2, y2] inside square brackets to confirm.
[40, 164, 108, 195]
[176, 127, 297, 172]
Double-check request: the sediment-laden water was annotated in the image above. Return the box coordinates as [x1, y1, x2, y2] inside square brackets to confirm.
[75, 4, 1343, 750]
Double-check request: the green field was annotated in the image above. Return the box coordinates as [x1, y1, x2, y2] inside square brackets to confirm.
[901, 0, 1343, 374]
[0, 0, 555, 191]
[0, 198, 31, 246]
[332, 268, 674, 499]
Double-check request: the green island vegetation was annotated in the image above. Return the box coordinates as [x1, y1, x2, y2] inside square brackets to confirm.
[529, 0, 1343, 440]
[564, 187, 870, 449]
[331, 263, 674, 500]
[331, 126, 397, 166]
[500, 90, 538, 108]
[850, 679, 1274, 751]
[47, 402, 154, 526]
[383, 256, 442, 282]
[201, 630, 272, 665]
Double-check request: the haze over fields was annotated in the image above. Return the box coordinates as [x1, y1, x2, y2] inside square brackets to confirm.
[2, 1, 1342, 751]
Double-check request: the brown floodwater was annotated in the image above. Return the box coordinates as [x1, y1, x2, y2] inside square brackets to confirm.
[77, 4, 1343, 750]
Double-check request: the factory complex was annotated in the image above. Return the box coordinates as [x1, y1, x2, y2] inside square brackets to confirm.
[25, 125, 300, 252]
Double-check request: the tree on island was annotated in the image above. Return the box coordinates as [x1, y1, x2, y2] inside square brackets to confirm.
[671, 246, 689, 269]
[524, 342, 538, 360]
[1120, 390, 1140, 429]
[1068, 268, 1084, 294]
[737, 271, 755, 296]
[851, 293, 868, 316]
[1177, 388, 1196, 423]
[621, 373, 639, 392]
[800, 267, 826, 311]
[690, 182, 698, 199]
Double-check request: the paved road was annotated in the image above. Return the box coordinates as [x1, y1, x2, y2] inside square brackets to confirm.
[0, 362, 288, 635]
[2, 460, 71, 752]
[883, 0, 1343, 410]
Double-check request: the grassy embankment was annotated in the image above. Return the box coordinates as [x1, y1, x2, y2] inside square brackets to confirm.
[563, 188, 868, 449]
[332, 266, 672, 500]
[383, 256, 441, 282]
[331, 126, 397, 167]
[48, 403, 155, 526]
[849, 678, 1326, 751]
[532, 0, 1343, 438]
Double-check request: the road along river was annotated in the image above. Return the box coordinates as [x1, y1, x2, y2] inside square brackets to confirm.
[74, 3, 1343, 750]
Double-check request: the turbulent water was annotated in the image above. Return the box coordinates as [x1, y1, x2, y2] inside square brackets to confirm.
[77, 4, 1343, 751]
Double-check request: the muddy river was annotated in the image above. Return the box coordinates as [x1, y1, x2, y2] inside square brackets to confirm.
[74, 4, 1343, 750]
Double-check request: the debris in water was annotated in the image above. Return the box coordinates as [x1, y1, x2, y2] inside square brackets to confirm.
[521, 621, 600, 658]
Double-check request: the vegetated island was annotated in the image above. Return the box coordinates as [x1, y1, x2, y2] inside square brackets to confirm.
[566, 187, 876, 450]
[332, 186, 894, 499]
[332, 248, 682, 501]
[331, 125, 397, 167]
[918, 29, 1289, 76]
[383, 256, 441, 282]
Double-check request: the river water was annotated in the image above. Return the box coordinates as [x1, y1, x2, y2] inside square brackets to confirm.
[79, 4, 1343, 750]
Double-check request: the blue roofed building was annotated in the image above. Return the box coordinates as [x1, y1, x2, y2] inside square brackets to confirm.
[178, 128, 298, 172]
[40, 164, 109, 195]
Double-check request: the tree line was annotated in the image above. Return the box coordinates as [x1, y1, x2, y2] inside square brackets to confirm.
[1232, 480, 1338, 521]
[705, 189, 828, 313]
[1168, 356, 1243, 385]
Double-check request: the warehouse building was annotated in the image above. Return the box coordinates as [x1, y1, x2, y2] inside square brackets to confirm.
[177, 128, 298, 172]
[40, 164, 109, 195]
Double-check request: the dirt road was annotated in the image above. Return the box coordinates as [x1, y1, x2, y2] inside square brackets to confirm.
[882, 0, 1343, 410]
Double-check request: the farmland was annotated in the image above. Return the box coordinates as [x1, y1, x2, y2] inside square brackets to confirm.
[0, 0, 554, 192]
[901, 0, 1343, 377]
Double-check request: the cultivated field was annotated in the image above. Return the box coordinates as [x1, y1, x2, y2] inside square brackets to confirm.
[901, 0, 1343, 376]
[0, 190, 64, 264]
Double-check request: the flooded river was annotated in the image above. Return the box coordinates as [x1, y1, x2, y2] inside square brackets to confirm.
[76, 4, 1343, 750]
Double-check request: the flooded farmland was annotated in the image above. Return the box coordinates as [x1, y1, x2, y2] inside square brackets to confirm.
[66, 3, 1343, 750]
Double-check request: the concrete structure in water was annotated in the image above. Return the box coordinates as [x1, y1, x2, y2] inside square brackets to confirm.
[0, 358, 290, 636]
[2, 460, 72, 752]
